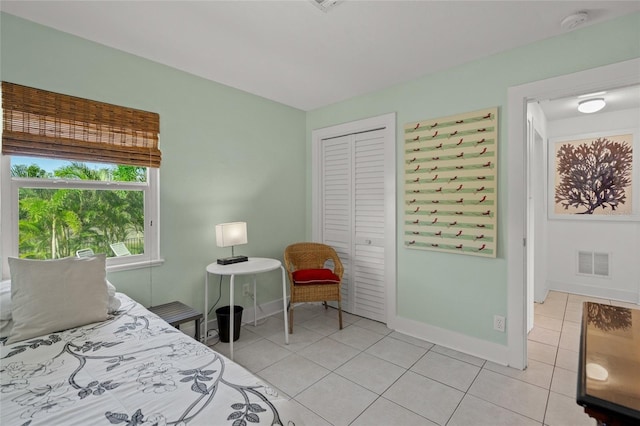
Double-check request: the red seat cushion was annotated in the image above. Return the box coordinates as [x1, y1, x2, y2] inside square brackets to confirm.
[292, 269, 340, 286]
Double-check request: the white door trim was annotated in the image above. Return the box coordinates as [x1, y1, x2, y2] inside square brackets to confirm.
[506, 58, 640, 369]
[311, 112, 397, 326]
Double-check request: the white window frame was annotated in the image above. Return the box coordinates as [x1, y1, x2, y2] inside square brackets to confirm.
[1, 155, 162, 278]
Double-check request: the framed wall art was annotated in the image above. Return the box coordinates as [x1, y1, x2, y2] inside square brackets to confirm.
[548, 129, 638, 221]
[403, 107, 498, 258]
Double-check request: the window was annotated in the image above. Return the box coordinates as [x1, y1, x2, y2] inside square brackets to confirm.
[1, 82, 162, 275]
[2, 156, 159, 270]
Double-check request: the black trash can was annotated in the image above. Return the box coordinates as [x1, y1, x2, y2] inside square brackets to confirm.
[216, 305, 243, 342]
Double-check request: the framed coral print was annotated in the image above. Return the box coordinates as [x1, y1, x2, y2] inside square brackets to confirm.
[548, 129, 639, 221]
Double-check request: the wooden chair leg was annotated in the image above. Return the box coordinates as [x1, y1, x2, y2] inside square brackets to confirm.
[338, 300, 343, 330]
[323, 301, 328, 309]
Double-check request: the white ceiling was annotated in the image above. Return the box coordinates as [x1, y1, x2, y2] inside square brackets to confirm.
[1, 1, 639, 111]
[538, 84, 640, 122]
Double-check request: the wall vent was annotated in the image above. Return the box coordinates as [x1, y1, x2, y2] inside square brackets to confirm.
[577, 250, 610, 277]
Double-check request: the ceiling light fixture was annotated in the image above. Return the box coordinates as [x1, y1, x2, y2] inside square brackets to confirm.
[578, 98, 606, 114]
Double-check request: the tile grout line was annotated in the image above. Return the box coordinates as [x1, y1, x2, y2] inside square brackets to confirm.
[216, 293, 596, 425]
[443, 359, 485, 426]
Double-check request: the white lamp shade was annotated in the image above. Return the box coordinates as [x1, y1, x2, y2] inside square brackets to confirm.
[215, 222, 248, 247]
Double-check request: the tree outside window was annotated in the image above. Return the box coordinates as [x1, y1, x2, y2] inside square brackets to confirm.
[11, 158, 148, 260]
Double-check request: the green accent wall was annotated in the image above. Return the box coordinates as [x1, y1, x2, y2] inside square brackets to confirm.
[306, 12, 640, 345]
[0, 13, 307, 313]
[1, 11, 639, 347]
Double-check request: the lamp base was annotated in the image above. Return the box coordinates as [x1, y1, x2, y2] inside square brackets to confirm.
[217, 255, 248, 265]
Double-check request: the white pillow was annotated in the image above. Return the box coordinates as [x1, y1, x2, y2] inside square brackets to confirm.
[0, 280, 11, 320]
[106, 280, 122, 313]
[0, 318, 13, 338]
[7, 255, 110, 344]
[0, 275, 122, 323]
[1, 280, 14, 338]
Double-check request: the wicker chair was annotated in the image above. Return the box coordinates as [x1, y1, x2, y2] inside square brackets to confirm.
[283, 242, 344, 334]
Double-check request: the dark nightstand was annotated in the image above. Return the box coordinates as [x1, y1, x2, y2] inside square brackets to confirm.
[149, 301, 203, 341]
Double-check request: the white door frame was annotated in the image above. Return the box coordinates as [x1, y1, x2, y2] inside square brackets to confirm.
[311, 112, 397, 327]
[506, 58, 640, 369]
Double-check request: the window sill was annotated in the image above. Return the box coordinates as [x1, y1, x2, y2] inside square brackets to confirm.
[107, 258, 165, 273]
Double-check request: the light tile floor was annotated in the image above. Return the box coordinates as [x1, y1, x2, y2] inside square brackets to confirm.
[207, 293, 638, 425]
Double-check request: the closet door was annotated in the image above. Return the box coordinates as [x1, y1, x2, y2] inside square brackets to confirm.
[352, 130, 386, 322]
[320, 135, 352, 310]
[320, 130, 386, 322]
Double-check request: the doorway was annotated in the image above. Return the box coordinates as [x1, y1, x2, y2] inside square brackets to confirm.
[525, 82, 640, 364]
[507, 58, 640, 369]
[311, 113, 397, 326]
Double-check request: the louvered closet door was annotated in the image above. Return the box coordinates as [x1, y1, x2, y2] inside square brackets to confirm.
[352, 131, 386, 322]
[320, 130, 386, 322]
[321, 135, 352, 309]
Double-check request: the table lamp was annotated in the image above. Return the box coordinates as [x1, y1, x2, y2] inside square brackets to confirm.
[215, 222, 248, 265]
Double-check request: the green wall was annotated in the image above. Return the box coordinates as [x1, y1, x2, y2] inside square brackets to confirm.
[0, 13, 307, 313]
[2, 11, 639, 349]
[306, 12, 640, 345]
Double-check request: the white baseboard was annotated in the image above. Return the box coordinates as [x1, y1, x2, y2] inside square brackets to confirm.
[534, 287, 549, 304]
[547, 280, 639, 304]
[189, 297, 510, 367]
[393, 315, 509, 366]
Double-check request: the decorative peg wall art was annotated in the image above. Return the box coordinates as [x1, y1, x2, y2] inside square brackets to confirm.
[404, 107, 498, 258]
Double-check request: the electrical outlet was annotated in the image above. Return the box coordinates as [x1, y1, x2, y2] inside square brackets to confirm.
[243, 284, 251, 297]
[493, 315, 506, 332]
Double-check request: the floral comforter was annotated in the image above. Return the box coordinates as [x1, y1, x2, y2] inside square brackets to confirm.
[1, 293, 301, 426]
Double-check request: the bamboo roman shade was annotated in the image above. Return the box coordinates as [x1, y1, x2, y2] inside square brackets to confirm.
[2, 82, 161, 168]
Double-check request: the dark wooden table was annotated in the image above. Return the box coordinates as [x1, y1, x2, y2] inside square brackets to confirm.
[148, 301, 203, 341]
[577, 302, 640, 425]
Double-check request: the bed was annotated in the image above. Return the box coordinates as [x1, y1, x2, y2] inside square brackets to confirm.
[0, 256, 302, 426]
